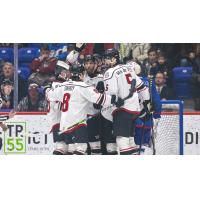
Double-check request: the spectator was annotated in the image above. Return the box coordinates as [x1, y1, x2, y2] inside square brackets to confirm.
[150, 53, 170, 81]
[151, 43, 182, 68]
[17, 83, 47, 112]
[29, 44, 57, 86]
[143, 48, 158, 76]
[180, 50, 197, 67]
[155, 72, 174, 100]
[0, 79, 14, 109]
[0, 62, 27, 102]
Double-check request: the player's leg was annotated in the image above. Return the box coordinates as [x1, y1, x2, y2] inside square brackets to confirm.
[64, 133, 75, 155]
[142, 119, 153, 155]
[113, 111, 138, 155]
[73, 126, 89, 155]
[89, 141, 101, 155]
[53, 131, 68, 155]
[101, 116, 118, 155]
[106, 143, 118, 155]
[129, 118, 139, 155]
[87, 115, 102, 155]
[134, 118, 153, 155]
[129, 137, 139, 155]
[67, 144, 75, 155]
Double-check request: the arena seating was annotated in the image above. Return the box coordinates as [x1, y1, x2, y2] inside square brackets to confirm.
[173, 67, 193, 99]
[0, 48, 14, 62]
[18, 48, 40, 63]
[18, 67, 31, 80]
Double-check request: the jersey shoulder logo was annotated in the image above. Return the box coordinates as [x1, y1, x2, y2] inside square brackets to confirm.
[104, 71, 110, 79]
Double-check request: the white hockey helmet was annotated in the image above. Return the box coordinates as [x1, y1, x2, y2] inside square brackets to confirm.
[128, 61, 141, 75]
[55, 60, 71, 81]
[57, 60, 70, 70]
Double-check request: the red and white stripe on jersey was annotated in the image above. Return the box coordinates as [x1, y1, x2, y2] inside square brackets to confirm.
[120, 146, 139, 155]
[136, 82, 147, 93]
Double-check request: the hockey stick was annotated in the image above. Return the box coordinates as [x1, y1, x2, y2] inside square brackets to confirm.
[148, 76, 156, 155]
[122, 79, 136, 101]
[138, 120, 145, 155]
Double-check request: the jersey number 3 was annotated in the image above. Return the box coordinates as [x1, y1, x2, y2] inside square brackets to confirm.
[62, 93, 71, 112]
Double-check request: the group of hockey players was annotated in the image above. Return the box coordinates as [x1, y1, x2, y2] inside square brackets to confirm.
[45, 44, 162, 155]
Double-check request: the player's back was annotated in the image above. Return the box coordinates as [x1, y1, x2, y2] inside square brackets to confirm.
[103, 64, 141, 112]
[56, 81, 87, 133]
[48, 80, 97, 133]
[46, 79, 112, 133]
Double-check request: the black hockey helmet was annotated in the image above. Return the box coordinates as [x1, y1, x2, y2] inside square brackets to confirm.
[70, 64, 85, 81]
[84, 54, 96, 64]
[104, 48, 119, 59]
[104, 48, 120, 67]
[93, 53, 102, 61]
[93, 53, 103, 64]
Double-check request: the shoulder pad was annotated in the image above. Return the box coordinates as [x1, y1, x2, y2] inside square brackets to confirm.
[75, 81, 89, 87]
[52, 81, 61, 88]
[103, 68, 115, 80]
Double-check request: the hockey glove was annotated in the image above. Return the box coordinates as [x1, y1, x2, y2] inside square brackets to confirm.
[143, 100, 152, 114]
[111, 95, 125, 108]
[139, 100, 152, 121]
[96, 81, 105, 93]
[75, 43, 86, 53]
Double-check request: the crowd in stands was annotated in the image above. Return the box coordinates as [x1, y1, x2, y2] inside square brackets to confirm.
[0, 43, 199, 111]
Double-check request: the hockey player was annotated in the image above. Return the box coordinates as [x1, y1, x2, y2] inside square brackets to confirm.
[46, 60, 72, 155]
[130, 61, 161, 155]
[46, 72, 122, 155]
[102, 49, 151, 155]
[83, 55, 103, 154]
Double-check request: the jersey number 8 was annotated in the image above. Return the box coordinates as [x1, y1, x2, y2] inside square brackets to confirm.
[62, 93, 71, 112]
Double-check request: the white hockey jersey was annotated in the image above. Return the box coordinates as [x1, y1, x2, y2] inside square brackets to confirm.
[102, 63, 150, 121]
[46, 80, 113, 134]
[83, 73, 103, 116]
[46, 81, 62, 133]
